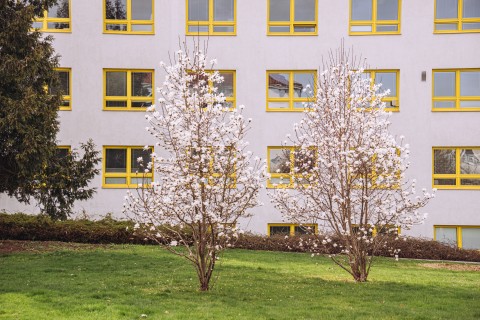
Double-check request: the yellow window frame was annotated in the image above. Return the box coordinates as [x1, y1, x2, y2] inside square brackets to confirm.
[432, 147, 480, 190]
[266, 70, 316, 112]
[186, 0, 237, 35]
[349, 0, 401, 35]
[33, 0, 71, 33]
[54, 68, 72, 111]
[267, 146, 316, 188]
[267, 223, 318, 236]
[187, 146, 237, 187]
[434, 225, 480, 249]
[434, 0, 480, 33]
[267, 0, 318, 35]
[103, 0, 154, 34]
[103, 69, 154, 111]
[432, 69, 480, 112]
[103, 146, 154, 189]
[364, 69, 399, 111]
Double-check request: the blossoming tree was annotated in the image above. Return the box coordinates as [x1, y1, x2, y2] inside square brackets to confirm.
[269, 46, 434, 282]
[123, 43, 265, 291]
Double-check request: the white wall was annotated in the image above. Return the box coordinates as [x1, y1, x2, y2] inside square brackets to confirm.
[1, 0, 479, 237]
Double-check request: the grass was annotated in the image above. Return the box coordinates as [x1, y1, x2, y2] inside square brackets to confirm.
[0, 243, 479, 320]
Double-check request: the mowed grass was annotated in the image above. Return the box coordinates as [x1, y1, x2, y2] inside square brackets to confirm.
[0, 244, 479, 320]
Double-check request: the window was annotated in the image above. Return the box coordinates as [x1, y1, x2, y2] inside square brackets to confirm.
[267, 0, 318, 35]
[267, 71, 316, 111]
[56, 146, 71, 160]
[32, 0, 71, 32]
[363, 70, 399, 111]
[435, 226, 480, 249]
[49, 68, 71, 111]
[198, 70, 235, 109]
[433, 69, 480, 111]
[267, 147, 316, 188]
[349, 0, 401, 34]
[103, 146, 153, 188]
[104, 0, 154, 34]
[187, 146, 236, 186]
[187, 0, 236, 35]
[433, 147, 480, 189]
[268, 223, 318, 236]
[434, 0, 480, 33]
[104, 69, 154, 111]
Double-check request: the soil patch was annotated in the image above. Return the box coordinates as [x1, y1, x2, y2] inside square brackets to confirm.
[0, 240, 112, 254]
[420, 262, 480, 272]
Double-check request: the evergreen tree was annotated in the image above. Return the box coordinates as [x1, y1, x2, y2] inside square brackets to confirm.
[0, 0, 100, 220]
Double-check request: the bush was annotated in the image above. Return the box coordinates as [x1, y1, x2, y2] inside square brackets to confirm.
[1, 213, 479, 262]
[233, 233, 480, 262]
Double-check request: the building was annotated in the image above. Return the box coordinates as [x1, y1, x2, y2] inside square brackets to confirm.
[1, 0, 479, 249]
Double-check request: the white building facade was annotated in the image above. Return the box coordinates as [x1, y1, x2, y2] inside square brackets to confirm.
[1, 0, 480, 249]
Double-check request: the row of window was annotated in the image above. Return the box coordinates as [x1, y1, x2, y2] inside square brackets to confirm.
[56, 145, 480, 190]
[268, 223, 480, 249]
[35, 0, 480, 35]
[53, 68, 480, 112]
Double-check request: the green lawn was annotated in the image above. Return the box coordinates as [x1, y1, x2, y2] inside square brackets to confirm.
[0, 244, 479, 320]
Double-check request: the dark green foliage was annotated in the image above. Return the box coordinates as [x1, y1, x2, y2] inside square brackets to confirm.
[0, 0, 100, 219]
[0, 0, 60, 202]
[34, 140, 101, 220]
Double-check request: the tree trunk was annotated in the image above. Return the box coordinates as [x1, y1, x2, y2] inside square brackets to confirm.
[350, 255, 369, 282]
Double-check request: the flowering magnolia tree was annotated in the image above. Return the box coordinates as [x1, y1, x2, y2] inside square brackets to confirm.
[269, 47, 435, 282]
[123, 43, 265, 291]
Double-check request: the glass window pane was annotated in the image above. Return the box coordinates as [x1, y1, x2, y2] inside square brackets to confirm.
[269, 149, 291, 174]
[434, 149, 456, 174]
[351, 25, 372, 32]
[131, 148, 152, 173]
[377, 0, 398, 20]
[189, 0, 209, 21]
[293, 73, 314, 98]
[463, 0, 480, 18]
[106, 149, 126, 173]
[48, 0, 69, 18]
[47, 22, 69, 29]
[105, 177, 127, 184]
[269, 177, 291, 184]
[217, 72, 234, 97]
[295, 0, 316, 21]
[294, 225, 314, 235]
[434, 72, 456, 97]
[106, 24, 127, 31]
[435, 23, 458, 30]
[105, 0, 127, 19]
[270, 0, 290, 21]
[131, 177, 152, 185]
[270, 226, 290, 235]
[462, 228, 480, 249]
[461, 179, 480, 185]
[214, 0, 234, 21]
[132, 0, 152, 20]
[269, 73, 290, 98]
[463, 22, 480, 29]
[132, 101, 152, 108]
[376, 24, 398, 31]
[460, 100, 480, 108]
[106, 101, 127, 108]
[213, 26, 234, 32]
[269, 25, 290, 32]
[132, 72, 152, 97]
[434, 178, 456, 185]
[188, 25, 209, 32]
[460, 72, 480, 97]
[375, 72, 396, 97]
[293, 25, 315, 32]
[56, 148, 69, 160]
[294, 102, 310, 109]
[106, 72, 127, 96]
[434, 101, 455, 108]
[436, 0, 458, 18]
[50, 71, 69, 96]
[460, 149, 480, 174]
[269, 102, 290, 109]
[32, 21, 42, 29]
[436, 227, 457, 246]
[131, 24, 153, 31]
[294, 148, 315, 172]
[351, 0, 372, 20]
